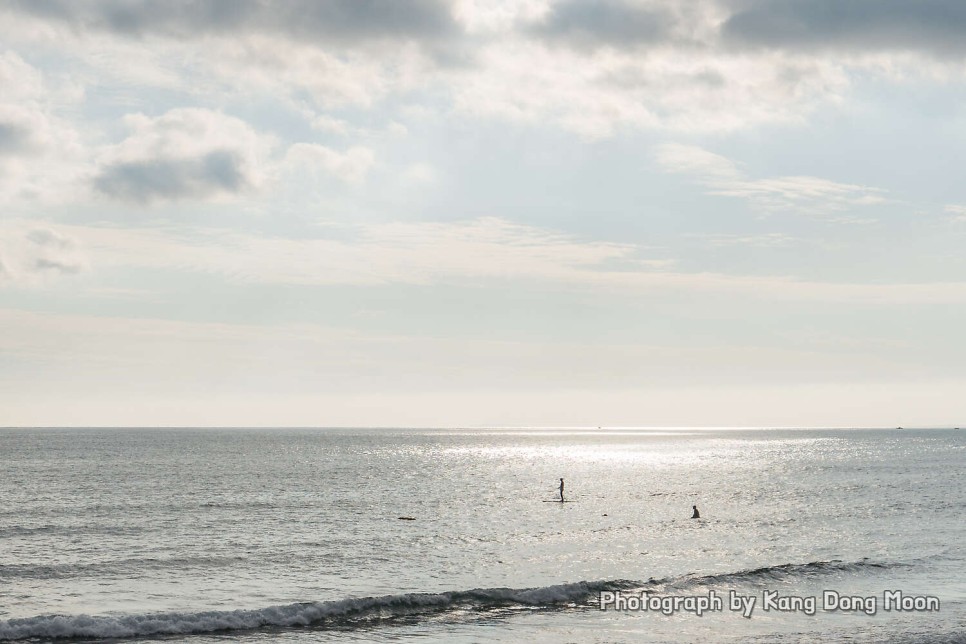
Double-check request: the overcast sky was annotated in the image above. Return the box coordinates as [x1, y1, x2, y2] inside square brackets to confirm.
[2, 0, 965, 427]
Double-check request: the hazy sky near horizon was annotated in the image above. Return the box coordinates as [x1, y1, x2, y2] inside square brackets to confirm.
[2, 0, 966, 427]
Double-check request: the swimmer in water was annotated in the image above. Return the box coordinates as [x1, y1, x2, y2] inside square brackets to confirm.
[691, 505, 700, 519]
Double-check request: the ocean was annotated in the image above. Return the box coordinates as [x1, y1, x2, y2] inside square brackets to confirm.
[1, 427, 963, 643]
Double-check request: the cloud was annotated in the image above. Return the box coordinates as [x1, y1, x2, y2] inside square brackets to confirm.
[6, 0, 458, 44]
[0, 0, 960, 162]
[399, 162, 438, 186]
[204, 35, 438, 111]
[454, 38, 851, 137]
[12, 217, 637, 288]
[94, 151, 251, 202]
[0, 50, 44, 102]
[310, 114, 355, 136]
[722, 0, 966, 56]
[655, 143, 886, 215]
[0, 52, 84, 203]
[529, 0, 677, 48]
[0, 105, 50, 156]
[0, 1, 859, 138]
[654, 142, 741, 179]
[309, 113, 410, 139]
[13, 217, 966, 305]
[0, 226, 87, 285]
[698, 233, 795, 248]
[945, 205, 966, 222]
[93, 108, 270, 203]
[0, 76, 63, 164]
[0, 122, 35, 155]
[3, 1, 852, 138]
[282, 143, 376, 185]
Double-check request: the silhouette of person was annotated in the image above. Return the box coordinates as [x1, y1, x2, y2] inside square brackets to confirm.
[559, 478, 565, 502]
[691, 505, 700, 519]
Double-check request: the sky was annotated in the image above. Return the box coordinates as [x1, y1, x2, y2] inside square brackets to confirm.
[1, 0, 965, 427]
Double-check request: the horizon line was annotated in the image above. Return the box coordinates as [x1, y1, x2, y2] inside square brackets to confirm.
[1, 425, 961, 431]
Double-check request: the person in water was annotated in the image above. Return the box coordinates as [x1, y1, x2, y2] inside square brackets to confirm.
[559, 478, 565, 502]
[691, 505, 700, 519]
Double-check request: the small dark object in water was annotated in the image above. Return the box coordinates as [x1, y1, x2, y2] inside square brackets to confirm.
[397, 516, 416, 521]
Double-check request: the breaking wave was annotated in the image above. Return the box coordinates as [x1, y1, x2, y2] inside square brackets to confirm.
[0, 559, 896, 641]
[651, 557, 899, 591]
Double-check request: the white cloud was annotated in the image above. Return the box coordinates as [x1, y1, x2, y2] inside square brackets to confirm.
[452, 39, 855, 137]
[0, 50, 44, 102]
[93, 108, 273, 203]
[282, 143, 376, 186]
[453, 42, 659, 139]
[7, 217, 966, 305]
[2, 0, 966, 142]
[399, 162, 438, 186]
[46, 217, 632, 287]
[698, 233, 796, 248]
[207, 35, 436, 111]
[0, 225, 88, 285]
[308, 113, 411, 141]
[654, 142, 741, 180]
[655, 143, 886, 214]
[310, 114, 354, 136]
[1, 3, 856, 140]
[0, 51, 84, 204]
[944, 204, 966, 222]
[452, 0, 551, 34]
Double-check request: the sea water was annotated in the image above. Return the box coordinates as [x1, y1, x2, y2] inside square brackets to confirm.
[0, 427, 963, 643]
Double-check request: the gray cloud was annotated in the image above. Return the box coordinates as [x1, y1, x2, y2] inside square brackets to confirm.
[0, 228, 87, 284]
[8, 0, 457, 44]
[530, 0, 677, 48]
[33, 257, 83, 274]
[723, 0, 966, 55]
[94, 150, 251, 203]
[27, 228, 74, 249]
[0, 121, 36, 156]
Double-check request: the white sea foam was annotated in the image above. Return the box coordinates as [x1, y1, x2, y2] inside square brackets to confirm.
[0, 561, 899, 641]
[0, 580, 635, 641]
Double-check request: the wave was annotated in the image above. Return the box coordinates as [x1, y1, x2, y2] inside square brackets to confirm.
[0, 525, 60, 538]
[0, 524, 145, 539]
[0, 559, 896, 641]
[0, 555, 245, 580]
[0, 579, 636, 641]
[651, 557, 900, 591]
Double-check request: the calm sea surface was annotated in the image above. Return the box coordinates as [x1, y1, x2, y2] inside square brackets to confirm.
[1, 427, 963, 642]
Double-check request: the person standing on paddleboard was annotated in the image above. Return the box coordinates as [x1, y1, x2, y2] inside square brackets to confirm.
[559, 478, 565, 502]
